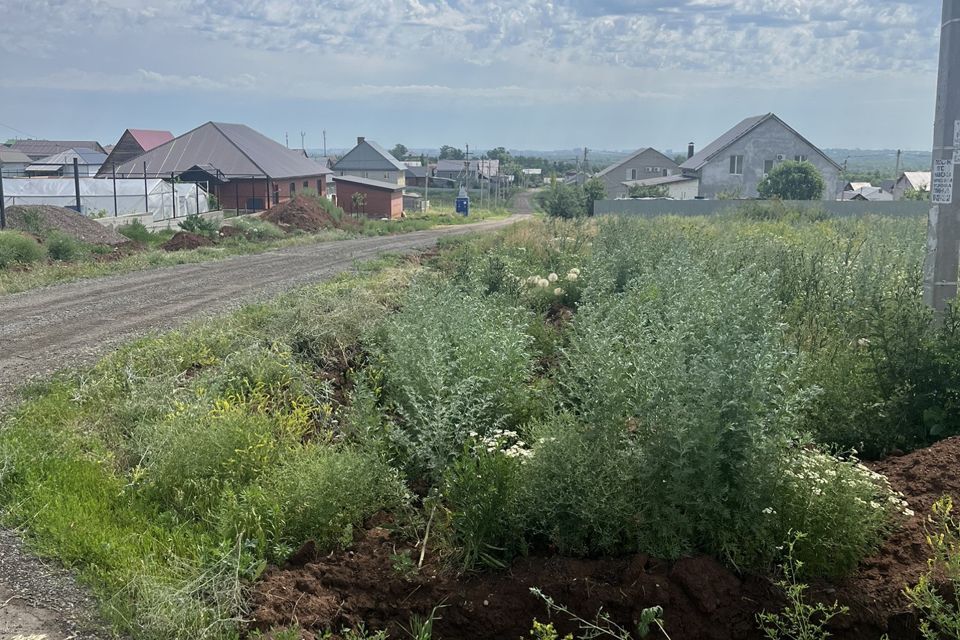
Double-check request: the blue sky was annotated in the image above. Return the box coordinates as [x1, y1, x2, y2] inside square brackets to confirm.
[0, 0, 943, 152]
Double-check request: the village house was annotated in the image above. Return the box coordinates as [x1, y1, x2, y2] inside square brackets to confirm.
[6, 139, 106, 161]
[0, 149, 33, 177]
[26, 148, 107, 177]
[111, 122, 331, 211]
[434, 159, 500, 187]
[96, 129, 174, 177]
[621, 174, 701, 200]
[332, 174, 403, 220]
[595, 148, 679, 198]
[892, 171, 932, 200]
[332, 138, 407, 186]
[680, 113, 842, 200]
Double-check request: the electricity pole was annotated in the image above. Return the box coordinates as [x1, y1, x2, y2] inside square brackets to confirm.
[924, 0, 960, 314]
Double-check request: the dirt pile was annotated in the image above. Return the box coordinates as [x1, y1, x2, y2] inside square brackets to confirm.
[249, 437, 960, 640]
[161, 231, 215, 252]
[261, 195, 338, 232]
[5, 205, 129, 246]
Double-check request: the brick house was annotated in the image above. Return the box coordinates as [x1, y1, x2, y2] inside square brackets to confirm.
[333, 175, 404, 220]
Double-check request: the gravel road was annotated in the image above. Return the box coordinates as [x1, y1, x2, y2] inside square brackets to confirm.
[0, 201, 531, 639]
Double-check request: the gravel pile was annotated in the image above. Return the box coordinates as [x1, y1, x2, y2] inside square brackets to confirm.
[5, 205, 129, 246]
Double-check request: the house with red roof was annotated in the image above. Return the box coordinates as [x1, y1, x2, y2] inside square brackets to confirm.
[96, 129, 174, 177]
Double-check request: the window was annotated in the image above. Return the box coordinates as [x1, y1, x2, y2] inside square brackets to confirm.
[729, 155, 744, 175]
[303, 181, 308, 189]
[629, 168, 638, 180]
[272, 184, 279, 205]
[763, 160, 775, 175]
[290, 182, 296, 195]
[316, 180, 323, 192]
[794, 154, 808, 163]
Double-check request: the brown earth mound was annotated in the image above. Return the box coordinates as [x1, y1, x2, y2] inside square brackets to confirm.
[161, 231, 215, 252]
[249, 438, 960, 640]
[261, 195, 338, 232]
[5, 205, 129, 246]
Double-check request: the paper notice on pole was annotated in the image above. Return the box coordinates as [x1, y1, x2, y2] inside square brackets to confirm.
[932, 159, 954, 204]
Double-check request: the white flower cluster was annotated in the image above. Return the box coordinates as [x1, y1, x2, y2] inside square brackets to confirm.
[523, 268, 581, 297]
[469, 428, 533, 460]
[780, 450, 914, 519]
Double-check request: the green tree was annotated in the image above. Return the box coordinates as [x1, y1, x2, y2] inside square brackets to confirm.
[904, 187, 930, 201]
[628, 184, 670, 198]
[758, 161, 825, 200]
[486, 147, 511, 163]
[439, 145, 465, 160]
[389, 144, 408, 160]
[582, 176, 606, 215]
[541, 180, 585, 219]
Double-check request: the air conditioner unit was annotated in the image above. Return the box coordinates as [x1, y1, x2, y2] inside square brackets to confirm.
[776, 154, 785, 162]
[762, 173, 769, 179]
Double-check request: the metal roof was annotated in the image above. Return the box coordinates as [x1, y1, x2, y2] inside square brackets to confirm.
[112, 122, 331, 179]
[127, 129, 174, 151]
[900, 171, 931, 190]
[333, 139, 406, 172]
[27, 148, 107, 171]
[405, 166, 430, 178]
[0, 149, 32, 164]
[435, 159, 500, 175]
[332, 174, 403, 191]
[8, 139, 106, 158]
[680, 113, 842, 172]
[597, 147, 677, 177]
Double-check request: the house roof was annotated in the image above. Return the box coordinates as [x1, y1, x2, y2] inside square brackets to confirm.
[435, 159, 500, 175]
[127, 129, 174, 151]
[332, 174, 403, 191]
[680, 113, 842, 172]
[332, 139, 406, 173]
[845, 182, 873, 191]
[621, 174, 698, 188]
[8, 139, 106, 158]
[27, 148, 107, 171]
[0, 149, 32, 164]
[112, 122, 332, 179]
[900, 171, 932, 191]
[597, 147, 677, 177]
[405, 166, 431, 178]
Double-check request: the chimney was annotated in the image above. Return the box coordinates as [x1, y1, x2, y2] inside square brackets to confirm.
[687, 142, 695, 159]
[357, 136, 365, 145]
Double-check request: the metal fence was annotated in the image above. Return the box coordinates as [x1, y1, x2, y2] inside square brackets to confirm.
[594, 198, 932, 218]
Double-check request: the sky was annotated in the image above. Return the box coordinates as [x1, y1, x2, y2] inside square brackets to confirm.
[0, 0, 945, 153]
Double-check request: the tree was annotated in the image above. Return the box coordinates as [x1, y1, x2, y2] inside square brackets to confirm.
[439, 145, 465, 160]
[389, 144, 408, 160]
[627, 184, 669, 198]
[486, 146, 511, 162]
[351, 192, 367, 215]
[541, 180, 585, 219]
[583, 176, 606, 215]
[758, 161, 825, 200]
[904, 187, 930, 201]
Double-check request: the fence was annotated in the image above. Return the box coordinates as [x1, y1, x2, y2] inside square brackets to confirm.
[593, 198, 932, 218]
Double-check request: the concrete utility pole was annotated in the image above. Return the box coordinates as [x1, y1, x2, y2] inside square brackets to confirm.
[924, 0, 960, 314]
[0, 161, 6, 230]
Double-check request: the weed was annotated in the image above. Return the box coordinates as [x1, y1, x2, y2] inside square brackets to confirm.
[45, 231, 88, 261]
[0, 230, 44, 268]
[530, 588, 670, 639]
[904, 496, 960, 639]
[179, 213, 219, 238]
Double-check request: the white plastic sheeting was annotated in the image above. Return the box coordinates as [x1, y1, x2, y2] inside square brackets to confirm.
[1, 177, 210, 221]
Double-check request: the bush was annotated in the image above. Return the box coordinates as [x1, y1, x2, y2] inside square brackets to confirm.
[45, 231, 86, 261]
[758, 161, 825, 200]
[230, 218, 285, 241]
[118, 219, 154, 244]
[178, 213, 218, 238]
[372, 282, 535, 477]
[0, 230, 44, 268]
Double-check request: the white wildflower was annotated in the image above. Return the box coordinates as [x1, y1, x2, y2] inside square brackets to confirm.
[566, 271, 578, 281]
[554, 287, 564, 296]
[762, 507, 776, 515]
[548, 273, 559, 283]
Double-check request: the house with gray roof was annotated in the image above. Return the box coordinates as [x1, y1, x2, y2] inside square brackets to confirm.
[332, 137, 407, 186]
[596, 148, 679, 198]
[8, 139, 107, 161]
[26, 148, 107, 177]
[680, 113, 842, 200]
[0, 149, 33, 177]
[111, 122, 331, 212]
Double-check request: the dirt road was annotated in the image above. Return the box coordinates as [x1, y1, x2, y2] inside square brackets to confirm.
[0, 207, 530, 639]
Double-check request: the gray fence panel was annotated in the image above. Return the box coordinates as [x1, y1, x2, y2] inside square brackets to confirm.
[594, 199, 931, 218]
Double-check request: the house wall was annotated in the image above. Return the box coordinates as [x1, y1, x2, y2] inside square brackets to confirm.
[696, 118, 841, 200]
[336, 169, 405, 187]
[600, 149, 679, 199]
[664, 179, 700, 200]
[336, 182, 403, 219]
[217, 174, 327, 211]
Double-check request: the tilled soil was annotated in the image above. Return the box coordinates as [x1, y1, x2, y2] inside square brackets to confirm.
[5, 204, 129, 246]
[161, 230, 215, 251]
[0, 212, 524, 640]
[249, 439, 960, 640]
[261, 195, 356, 232]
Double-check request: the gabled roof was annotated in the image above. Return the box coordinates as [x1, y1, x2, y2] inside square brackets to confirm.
[332, 174, 403, 191]
[405, 165, 431, 178]
[9, 139, 106, 158]
[621, 174, 698, 188]
[27, 148, 107, 171]
[435, 159, 500, 175]
[597, 147, 677, 177]
[680, 113, 842, 172]
[128, 129, 174, 151]
[333, 139, 406, 173]
[899, 171, 931, 191]
[112, 122, 331, 179]
[0, 149, 32, 164]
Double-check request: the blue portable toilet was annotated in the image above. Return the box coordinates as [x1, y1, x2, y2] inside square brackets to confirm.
[455, 185, 469, 216]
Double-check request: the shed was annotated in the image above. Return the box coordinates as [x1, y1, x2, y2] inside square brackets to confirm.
[333, 175, 404, 220]
[26, 149, 107, 177]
